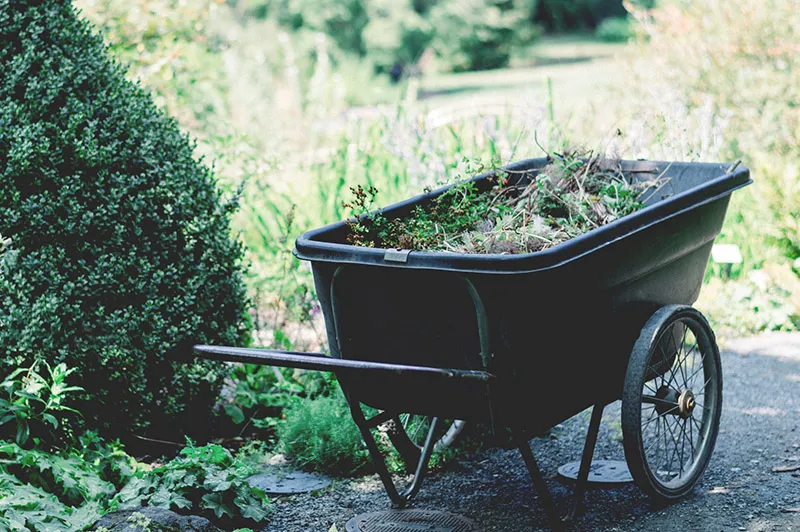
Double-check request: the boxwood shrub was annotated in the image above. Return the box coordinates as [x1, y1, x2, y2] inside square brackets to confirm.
[0, 0, 250, 442]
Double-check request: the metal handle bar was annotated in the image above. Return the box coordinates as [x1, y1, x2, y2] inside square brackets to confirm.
[193, 345, 495, 382]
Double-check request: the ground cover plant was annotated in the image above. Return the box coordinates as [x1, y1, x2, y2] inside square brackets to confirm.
[113, 441, 271, 528]
[345, 150, 664, 254]
[0, 361, 271, 531]
[0, 360, 134, 531]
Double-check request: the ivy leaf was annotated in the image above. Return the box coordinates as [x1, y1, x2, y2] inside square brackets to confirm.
[150, 485, 174, 508]
[170, 492, 192, 510]
[65, 501, 105, 530]
[234, 488, 269, 522]
[180, 444, 232, 467]
[224, 404, 245, 425]
[236, 495, 269, 522]
[201, 492, 234, 519]
[204, 469, 232, 492]
[179, 472, 198, 489]
[114, 476, 153, 507]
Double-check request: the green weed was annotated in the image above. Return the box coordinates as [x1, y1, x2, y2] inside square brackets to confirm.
[0, 362, 83, 449]
[276, 391, 371, 476]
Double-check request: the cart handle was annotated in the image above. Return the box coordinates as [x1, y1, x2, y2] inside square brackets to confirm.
[193, 345, 496, 382]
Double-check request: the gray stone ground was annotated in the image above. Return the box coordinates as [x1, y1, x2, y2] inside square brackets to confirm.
[262, 333, 800, 532]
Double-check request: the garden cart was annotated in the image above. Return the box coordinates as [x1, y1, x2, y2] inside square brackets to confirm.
[195, 157, 751, 528]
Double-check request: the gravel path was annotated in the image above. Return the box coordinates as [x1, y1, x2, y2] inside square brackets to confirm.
[262, 334, 800, 531]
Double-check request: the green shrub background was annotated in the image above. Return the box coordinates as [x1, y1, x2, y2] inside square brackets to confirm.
[0, 0, 250, 442]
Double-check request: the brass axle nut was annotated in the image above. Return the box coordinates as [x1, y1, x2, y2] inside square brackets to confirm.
[677, 390, 696, 419]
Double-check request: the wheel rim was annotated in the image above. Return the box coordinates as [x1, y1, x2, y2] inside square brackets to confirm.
[638, 315, 720, 491]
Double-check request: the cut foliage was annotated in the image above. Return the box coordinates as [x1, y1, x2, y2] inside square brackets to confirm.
[345, 151, 665, 254]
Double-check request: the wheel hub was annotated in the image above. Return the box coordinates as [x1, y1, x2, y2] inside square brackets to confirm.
[677, 389, 696, 419]
[655, 386, 695, 419]
[655, 385, 680, 415]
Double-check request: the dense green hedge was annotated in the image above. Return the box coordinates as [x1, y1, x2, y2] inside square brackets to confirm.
[0, 1, 250, 442]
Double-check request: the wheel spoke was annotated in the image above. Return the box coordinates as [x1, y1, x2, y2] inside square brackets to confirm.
[690, 414, 702, 435]
[642, 404, 679, 433]
[681, 345, 691, 391]
[642, 395, 678, 407]
[642, 404, 659, 428]
[660, 404, 680, 417]
[657, 338, 673, 389]
[642, 407, 663, 444]
[679, 418, 690, 476]
[673, 324, 689, 388]
[411, 417, 426, 442]
[659, 417, 668, 474]
[690, 376, 712, 404]
[672, 322, 689, 388]
[686, 347, 706, 387]
[642, 409, 666, 429]
[660, 337, 678, 390]
[672, 324, 697, 393]
[645, 415, 662, 456]
[678, 331, 697, 391]
[665, 416, 682, 478]
[644, 411, 662, 471]
[683, 343, 698, 388]
[663, 420, 676, 479]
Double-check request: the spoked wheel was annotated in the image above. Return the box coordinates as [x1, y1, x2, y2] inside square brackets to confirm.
[622, 305, 722, 499]
[386, 415, 466, 472]
[399, 414, 466, 452]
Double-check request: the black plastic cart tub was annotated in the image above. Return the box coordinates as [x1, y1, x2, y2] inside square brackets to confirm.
[195, 157, 751, 528]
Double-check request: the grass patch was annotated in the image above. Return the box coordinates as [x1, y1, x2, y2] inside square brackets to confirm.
[418, 35, 626, 108]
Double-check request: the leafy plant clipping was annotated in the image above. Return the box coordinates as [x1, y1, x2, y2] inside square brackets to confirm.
[345, 150, 668, 254]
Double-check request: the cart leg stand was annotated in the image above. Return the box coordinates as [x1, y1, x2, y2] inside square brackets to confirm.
[347, 395, 442, 508]
[515, 433, 565, 532]
[565, 402, 605, 521]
